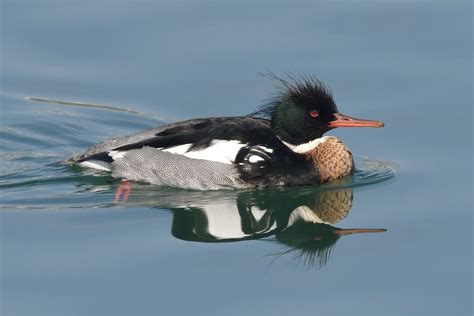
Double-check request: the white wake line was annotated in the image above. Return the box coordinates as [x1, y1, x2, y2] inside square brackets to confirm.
[25, 96, 161, 119]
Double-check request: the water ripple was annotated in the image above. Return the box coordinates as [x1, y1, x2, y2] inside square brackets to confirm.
[0, 93, 396, 210]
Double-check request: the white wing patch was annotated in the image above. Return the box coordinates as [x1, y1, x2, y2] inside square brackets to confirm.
[161, 144, 192, 155]
[162, 140, 247, 164]
[109, 150, 126, 160]
[248, 155, 265, 163]
[79, 160, 111, 171]
[239, 146, 273, 165]
[101, 140, 274, 166]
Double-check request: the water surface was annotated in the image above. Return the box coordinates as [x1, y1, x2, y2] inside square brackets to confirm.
[1, 1, 472, 315]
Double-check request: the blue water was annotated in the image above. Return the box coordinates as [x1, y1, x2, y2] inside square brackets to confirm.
[1, 1, 472, 315]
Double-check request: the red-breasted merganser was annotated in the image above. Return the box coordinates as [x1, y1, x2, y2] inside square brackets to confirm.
[66, 76, 384, 190]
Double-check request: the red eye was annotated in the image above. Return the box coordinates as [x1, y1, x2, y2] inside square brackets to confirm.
[309, 110, 319, 118]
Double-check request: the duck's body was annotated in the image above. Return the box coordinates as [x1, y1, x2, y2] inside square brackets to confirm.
[67, 76, 383, 190]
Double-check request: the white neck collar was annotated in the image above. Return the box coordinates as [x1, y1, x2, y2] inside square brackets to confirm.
[281, 136, 331, 154]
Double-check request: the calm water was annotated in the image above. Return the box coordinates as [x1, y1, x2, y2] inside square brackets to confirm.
[1, 1, 472, 315]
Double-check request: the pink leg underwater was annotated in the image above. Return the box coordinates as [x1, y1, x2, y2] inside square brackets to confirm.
[114, 179, 132, 203]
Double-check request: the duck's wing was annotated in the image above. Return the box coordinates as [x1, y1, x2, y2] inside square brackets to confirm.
[68, 116, 282, 165]
[69, 116, 321, 187]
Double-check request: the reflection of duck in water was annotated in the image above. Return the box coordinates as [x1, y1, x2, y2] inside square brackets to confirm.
[165, 188, 385, 268]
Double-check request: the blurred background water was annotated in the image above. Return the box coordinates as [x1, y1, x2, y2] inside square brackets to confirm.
[0, 1, 472, 315]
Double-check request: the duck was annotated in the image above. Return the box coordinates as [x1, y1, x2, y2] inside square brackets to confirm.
[66, 75, 384, 190]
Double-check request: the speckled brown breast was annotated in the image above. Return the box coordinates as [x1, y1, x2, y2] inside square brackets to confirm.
[305, 136, 354, 183]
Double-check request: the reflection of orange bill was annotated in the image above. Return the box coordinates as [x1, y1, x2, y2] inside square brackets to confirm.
[333, 228, 387, 236]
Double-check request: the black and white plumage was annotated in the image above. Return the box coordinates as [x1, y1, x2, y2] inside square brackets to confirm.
[66, 76, 384, 190]
[69, 117, 317, 189]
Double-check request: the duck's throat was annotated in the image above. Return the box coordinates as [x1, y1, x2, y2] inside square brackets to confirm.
[285, 136, 354, 183]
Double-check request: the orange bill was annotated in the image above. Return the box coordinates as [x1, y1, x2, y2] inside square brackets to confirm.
[329, 113, 384, 128]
